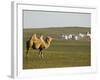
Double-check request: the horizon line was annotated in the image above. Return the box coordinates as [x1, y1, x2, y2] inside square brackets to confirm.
[23, 26, 91, 29]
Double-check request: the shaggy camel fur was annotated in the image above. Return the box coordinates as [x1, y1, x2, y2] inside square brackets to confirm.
[26, 34, 53, 58]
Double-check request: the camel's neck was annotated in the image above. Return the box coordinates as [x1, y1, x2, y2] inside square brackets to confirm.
[44, 39, 52, 48]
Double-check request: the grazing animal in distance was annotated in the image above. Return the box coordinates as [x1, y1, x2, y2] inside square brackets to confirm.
[26, 34, 53, 58]
[79, 33, 85, 38]
[86, 32, 91, 39]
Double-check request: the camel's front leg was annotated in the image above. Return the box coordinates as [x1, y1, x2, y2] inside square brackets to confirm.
[39, 49, 43, 58]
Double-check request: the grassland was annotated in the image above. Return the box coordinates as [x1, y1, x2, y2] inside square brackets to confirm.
[23, 27, 91, 69]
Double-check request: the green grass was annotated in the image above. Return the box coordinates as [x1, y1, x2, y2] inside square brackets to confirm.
[23, 27, 91, 69]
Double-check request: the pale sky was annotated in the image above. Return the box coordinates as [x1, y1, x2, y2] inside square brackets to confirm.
[23, 10, 91, 28]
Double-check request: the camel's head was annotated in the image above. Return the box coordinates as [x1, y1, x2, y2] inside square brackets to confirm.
[46, 36, 53, 42]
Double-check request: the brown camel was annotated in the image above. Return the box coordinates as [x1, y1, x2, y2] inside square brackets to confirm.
[26, 34, 53, 58]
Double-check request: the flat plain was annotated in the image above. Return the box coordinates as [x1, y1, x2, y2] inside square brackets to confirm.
[23, 27, 91, 69]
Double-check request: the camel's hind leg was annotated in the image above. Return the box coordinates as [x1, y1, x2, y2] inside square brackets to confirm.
[26, 40, 30, 56]
[26, 47, 29, 56]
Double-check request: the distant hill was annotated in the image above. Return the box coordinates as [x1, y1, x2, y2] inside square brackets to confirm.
[23, 27, 90, 39]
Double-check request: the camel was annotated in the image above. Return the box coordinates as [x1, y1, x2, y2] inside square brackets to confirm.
[26, 34, 53, 58]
